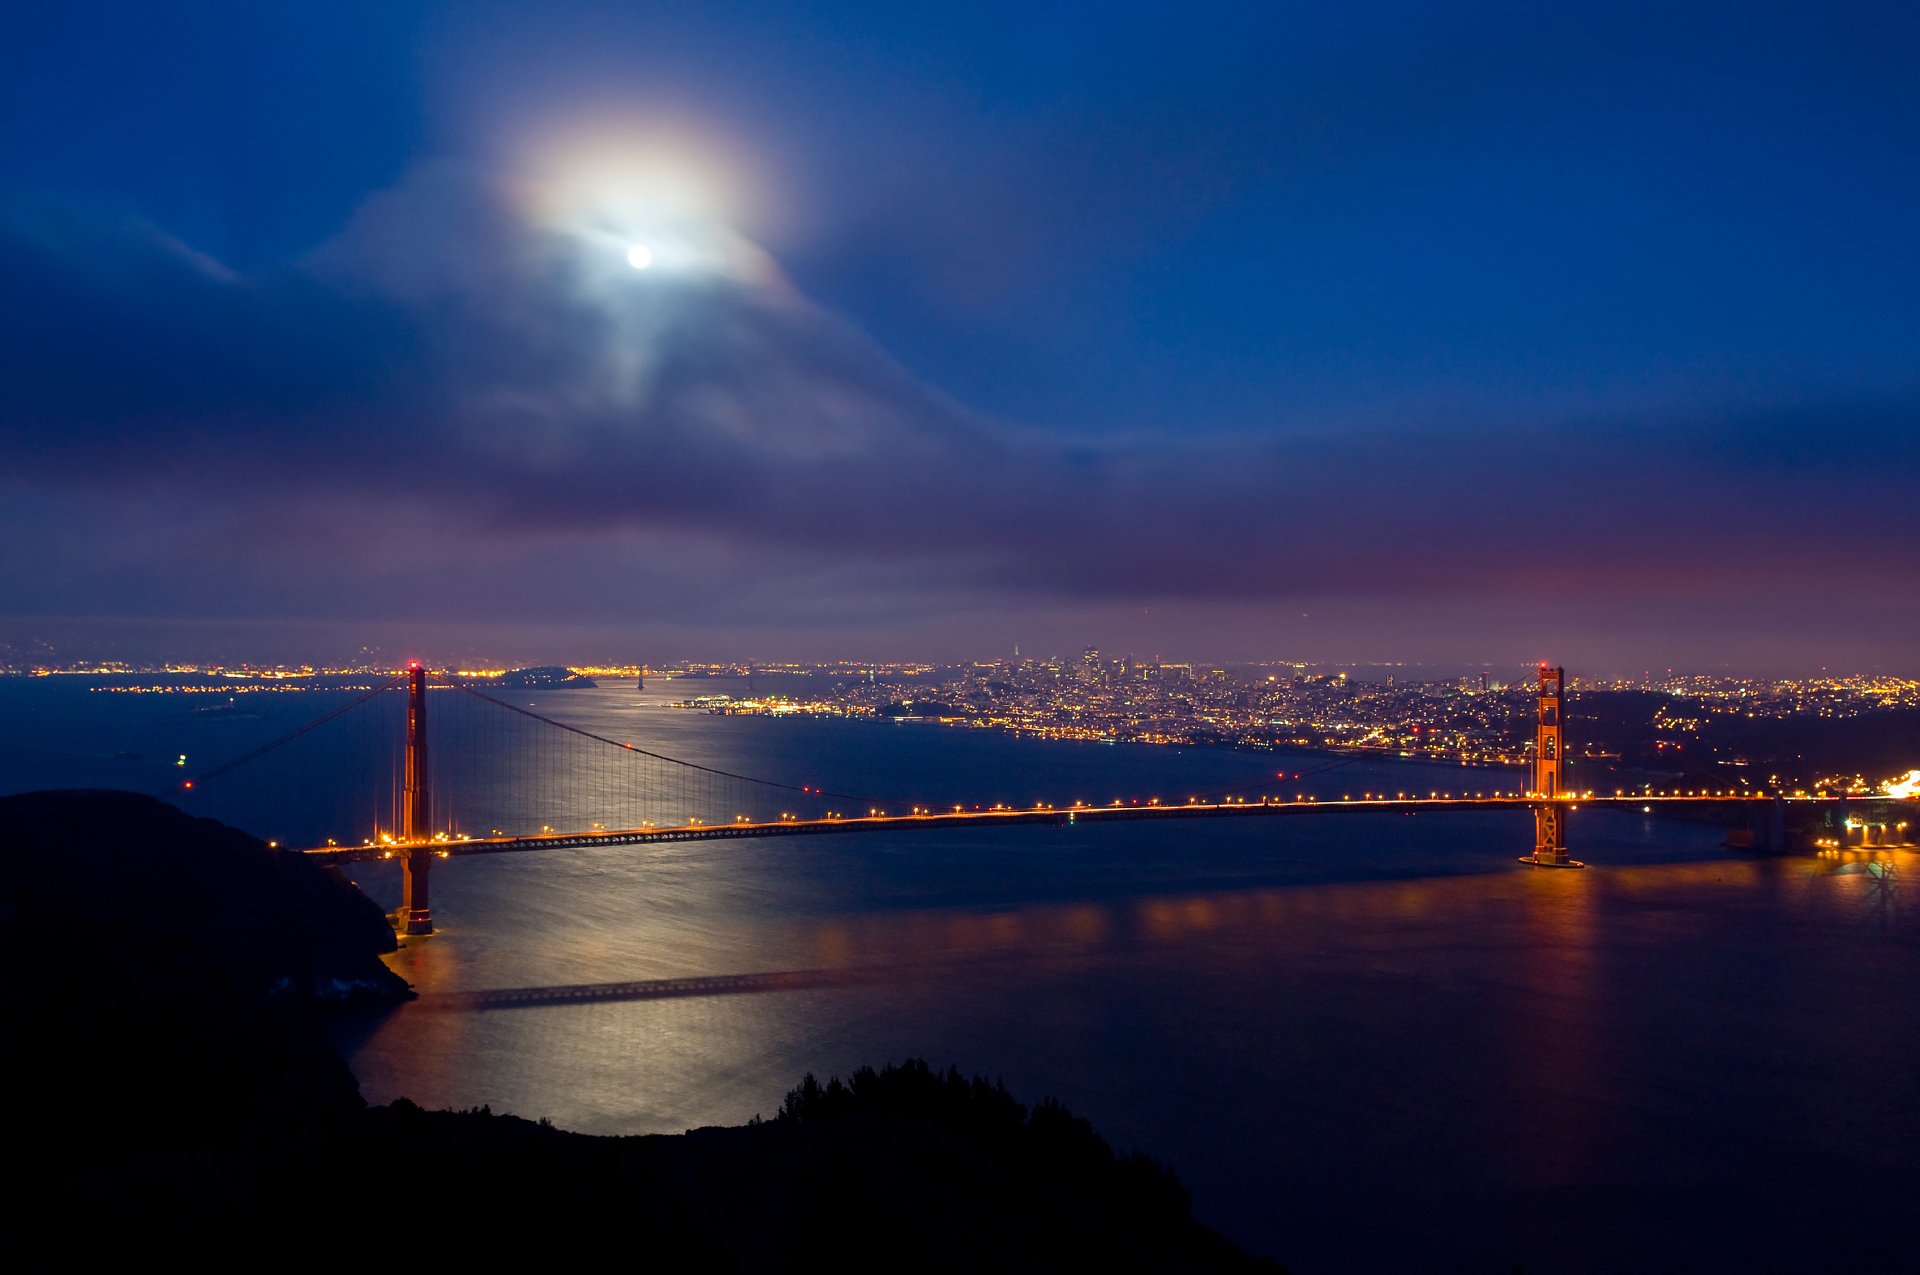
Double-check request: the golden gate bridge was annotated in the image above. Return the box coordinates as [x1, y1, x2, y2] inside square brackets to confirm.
[172, 663, 1842, 935]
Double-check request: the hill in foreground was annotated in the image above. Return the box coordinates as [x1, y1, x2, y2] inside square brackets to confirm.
[0, 789, 408, 1002]
[0, 789, 1281, 1269]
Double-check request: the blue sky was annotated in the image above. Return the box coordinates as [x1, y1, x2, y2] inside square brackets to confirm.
[3, 1, 1916, 670]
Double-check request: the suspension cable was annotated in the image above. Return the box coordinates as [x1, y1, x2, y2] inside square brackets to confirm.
[437, 674, 890, 805]
[167, 674, 407, 796]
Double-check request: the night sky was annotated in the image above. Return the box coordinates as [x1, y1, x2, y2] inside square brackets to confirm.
[4, 2, 1916, 671]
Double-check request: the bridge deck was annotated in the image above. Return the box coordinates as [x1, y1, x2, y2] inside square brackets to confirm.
[300, 793, 1795, 863]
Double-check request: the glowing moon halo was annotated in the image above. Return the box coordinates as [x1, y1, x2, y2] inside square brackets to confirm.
[626, 243, 653, 269]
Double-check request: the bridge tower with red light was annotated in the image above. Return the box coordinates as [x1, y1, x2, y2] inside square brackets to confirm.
[1521, 664, 1584, 868]
[398, 662, 434, 934]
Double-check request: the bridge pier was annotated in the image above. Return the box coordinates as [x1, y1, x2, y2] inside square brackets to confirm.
[1520, 664, 1585, 869]
[1759, 796, 1788, 853]
[398, 662, 433, 935]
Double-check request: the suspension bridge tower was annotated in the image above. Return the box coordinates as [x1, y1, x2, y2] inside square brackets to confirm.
[398, 661, 434, 934]
[1521, 663, 1584, 868]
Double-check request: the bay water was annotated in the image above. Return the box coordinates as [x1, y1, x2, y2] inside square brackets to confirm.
[3, 676, 1911, 1271]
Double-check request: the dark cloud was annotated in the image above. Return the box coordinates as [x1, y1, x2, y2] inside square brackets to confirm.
[3, 164, 1916, 671]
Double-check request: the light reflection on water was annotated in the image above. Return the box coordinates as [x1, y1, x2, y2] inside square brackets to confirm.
[5, 680, 1912, 1271]
[340, 834, 1917, 1274]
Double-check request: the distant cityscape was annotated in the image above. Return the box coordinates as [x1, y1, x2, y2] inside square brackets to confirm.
[13, 651, 1918, 796]
[672, 653, 1920, 795]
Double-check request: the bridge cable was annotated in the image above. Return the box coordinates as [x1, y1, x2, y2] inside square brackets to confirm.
[436, 674, 893, 806]
[165, 674, 408, 798]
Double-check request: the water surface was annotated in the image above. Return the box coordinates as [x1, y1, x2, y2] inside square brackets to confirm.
[4, 678, 1910, 1271]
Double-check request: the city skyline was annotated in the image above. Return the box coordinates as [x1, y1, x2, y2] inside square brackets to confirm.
[5, 2, 1917, 671]
[9, 631, 1918, 684]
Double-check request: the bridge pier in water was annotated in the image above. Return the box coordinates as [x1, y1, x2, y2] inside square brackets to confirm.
[399, 662, 434, 935]
[1756, 796, 1788, 853]
[1520, 664, 1585, 869]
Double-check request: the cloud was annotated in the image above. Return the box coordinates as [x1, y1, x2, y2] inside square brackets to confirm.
[1, 165, 1916, 667]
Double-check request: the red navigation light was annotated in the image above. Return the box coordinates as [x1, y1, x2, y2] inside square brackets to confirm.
[182, 781, 194, 790]
[408, 660, 421, 670]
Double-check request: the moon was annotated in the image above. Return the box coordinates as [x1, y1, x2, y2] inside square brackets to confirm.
[626, 243, 653, 269]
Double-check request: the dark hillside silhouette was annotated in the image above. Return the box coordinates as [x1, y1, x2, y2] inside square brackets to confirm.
[0, 791, 1283, 1270]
